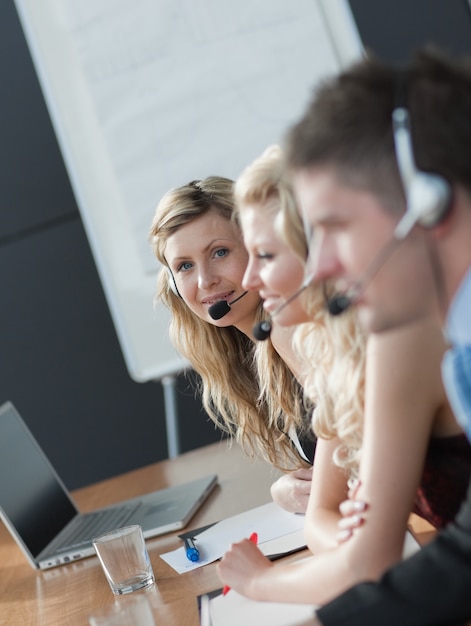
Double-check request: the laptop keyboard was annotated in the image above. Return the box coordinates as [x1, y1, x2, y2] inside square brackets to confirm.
[54, 504, 140, 551]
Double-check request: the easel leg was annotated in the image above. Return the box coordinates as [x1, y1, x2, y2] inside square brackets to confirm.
[161, 375, 180, 458]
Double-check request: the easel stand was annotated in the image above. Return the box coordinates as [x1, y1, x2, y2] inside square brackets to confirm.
[161, 375, 180, 458]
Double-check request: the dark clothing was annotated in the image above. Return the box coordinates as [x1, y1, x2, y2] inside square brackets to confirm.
[298, 430, 317, 465]
[414, 433, 471, 529]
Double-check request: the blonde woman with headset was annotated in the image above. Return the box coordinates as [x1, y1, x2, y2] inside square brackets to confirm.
[217, 145, 471, 605]
[149, 177, 316, 514]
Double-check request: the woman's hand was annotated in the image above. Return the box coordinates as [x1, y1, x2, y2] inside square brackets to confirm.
[336, 480, 368, 543]
[217, 539, 273, 599]
[270, 467, 313, 514]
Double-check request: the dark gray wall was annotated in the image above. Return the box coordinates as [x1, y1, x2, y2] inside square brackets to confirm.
[0, 0, 222, 491]
[349, 0, 471, 62]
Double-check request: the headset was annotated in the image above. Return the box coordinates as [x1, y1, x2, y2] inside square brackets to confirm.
[165, 267, 182, 298]
[392, 71, 452, 240]
[326, 70, 453, 317]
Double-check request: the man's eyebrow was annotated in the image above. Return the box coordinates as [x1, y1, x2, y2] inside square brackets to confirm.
[314, 211, 348, 226]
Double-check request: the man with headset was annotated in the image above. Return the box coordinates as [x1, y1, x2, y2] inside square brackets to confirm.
[285, 47, 471, 625]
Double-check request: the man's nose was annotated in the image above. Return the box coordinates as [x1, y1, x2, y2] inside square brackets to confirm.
[306, 235, 342, 284]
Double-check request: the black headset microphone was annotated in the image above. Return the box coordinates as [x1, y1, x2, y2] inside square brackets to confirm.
[326, 79, 451, 317]
[208, 291, 249, 320]
[253, 273, 315, 341]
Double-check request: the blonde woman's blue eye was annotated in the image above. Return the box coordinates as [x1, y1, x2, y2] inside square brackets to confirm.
[215, 248, 228, 258]
[178, 261, 193, 272]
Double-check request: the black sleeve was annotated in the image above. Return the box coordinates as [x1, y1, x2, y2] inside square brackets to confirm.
[316, 479, 471, 626]
[297, 430, 317, 465]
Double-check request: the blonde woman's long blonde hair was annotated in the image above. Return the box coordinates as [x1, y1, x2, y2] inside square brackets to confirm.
[245, 145, 366, 479]
[149, 176, 308, 470]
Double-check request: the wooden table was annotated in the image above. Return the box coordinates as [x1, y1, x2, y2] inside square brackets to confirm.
[0, 439, 441, 626]
[0, 440, 282, 626]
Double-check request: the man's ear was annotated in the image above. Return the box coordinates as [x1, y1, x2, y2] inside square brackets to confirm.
[427, 185, 459, 240]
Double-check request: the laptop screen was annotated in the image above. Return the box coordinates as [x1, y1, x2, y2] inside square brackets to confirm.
[0, 403, 77, 559]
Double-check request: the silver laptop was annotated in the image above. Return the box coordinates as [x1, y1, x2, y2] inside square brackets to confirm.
[0, 401, 218, 569]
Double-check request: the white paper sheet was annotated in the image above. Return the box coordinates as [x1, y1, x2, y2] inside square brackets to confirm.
[209, 591, 316, 626]
[160, 501, 306, 573]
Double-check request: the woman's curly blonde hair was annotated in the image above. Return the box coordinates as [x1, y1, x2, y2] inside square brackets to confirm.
[249, 145, 367, 480]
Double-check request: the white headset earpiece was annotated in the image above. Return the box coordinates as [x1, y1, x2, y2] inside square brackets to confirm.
[392, 105, 451, 240]
[165, 266, 182, 298]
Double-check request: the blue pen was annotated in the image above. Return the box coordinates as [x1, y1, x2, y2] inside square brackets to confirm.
[184, 537, 200, 562]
